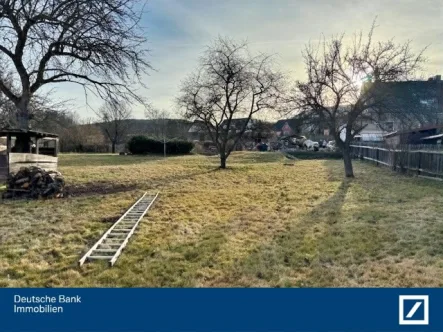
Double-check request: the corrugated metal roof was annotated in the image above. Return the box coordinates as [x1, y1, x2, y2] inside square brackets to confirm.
[421, 133, 443, 140]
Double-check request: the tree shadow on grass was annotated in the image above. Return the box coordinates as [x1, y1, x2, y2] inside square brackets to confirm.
[227, 152, 284, 164]
[225, 179, 353, 287]
[344, 158, 443, 191]
[228, 158, 443, 287]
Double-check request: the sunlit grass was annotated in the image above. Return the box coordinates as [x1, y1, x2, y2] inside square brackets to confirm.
[1, 152, 443, 287]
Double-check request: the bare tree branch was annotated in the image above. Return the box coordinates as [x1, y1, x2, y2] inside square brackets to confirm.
[291, 20, 427, 177]
[95, 98, 132, 153]
[177, 37, 284, 168]
[0, 0, 150, 132]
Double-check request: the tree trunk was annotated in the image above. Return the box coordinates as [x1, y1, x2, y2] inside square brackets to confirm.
[342, 147, 354, 178]
[220, 154, 227, 169]
[16, 97, 30, 130]
[12, 98, 31, 152]
[111, 142, 116, 153]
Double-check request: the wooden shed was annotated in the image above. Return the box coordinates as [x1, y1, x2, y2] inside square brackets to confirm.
[0, 129, 59, 182]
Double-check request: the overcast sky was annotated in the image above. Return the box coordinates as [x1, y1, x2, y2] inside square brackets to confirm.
[51, 0, 443, 120]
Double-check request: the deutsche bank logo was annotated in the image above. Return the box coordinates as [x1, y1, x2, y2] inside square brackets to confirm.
[399, 295, 429, 325]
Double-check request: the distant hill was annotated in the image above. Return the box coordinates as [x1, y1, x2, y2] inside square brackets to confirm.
[96, 118, 193, 140]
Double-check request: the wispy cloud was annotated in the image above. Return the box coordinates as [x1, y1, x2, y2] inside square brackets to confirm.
[51, 0, 443, 119]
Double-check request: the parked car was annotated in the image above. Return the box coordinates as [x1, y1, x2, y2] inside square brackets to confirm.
[319, 140, 328, 148]
[256, 143, 268, 152]
[303, 139, 319, 151]
[326, 140, 337, 151]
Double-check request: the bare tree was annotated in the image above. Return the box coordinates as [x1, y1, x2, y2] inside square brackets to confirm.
[0, 90, 67, 129]
[145, 107, 170, 157]
[97, 99, 132, 153]
[292, 23, 426, 177]
[178, 37, 284, 168]
[0, 0, 150, 150]
[145, 106, 170, 139]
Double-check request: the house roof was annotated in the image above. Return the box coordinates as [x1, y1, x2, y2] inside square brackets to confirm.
[421, 133, 443, 140]
[0, 128, 58, 138]
[383, 124, 443, 138]
[188, 120, 207, 132]
[274, 119, 300, 131]
[221, 118, 252, 129]
[367, 78, 443, 113]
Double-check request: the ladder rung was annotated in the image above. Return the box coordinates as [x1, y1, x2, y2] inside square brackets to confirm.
[88, 255, 114, 260]
[93, 249, 118, 253]
[112, 229, 133, 231]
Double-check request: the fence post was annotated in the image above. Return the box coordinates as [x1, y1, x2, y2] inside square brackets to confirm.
[417, 151, 421, 176]
[376, 148, 379, 166]
[392, 151, 396, 171]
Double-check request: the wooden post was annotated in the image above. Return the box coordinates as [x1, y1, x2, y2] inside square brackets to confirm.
[417, 151, 421, 175]
[54, 138, 59, 157]
[35, 138, 39, 155]
[376, 148, 379, 166]
[6, 135, 11, 153]
[392, 151, 396, 171]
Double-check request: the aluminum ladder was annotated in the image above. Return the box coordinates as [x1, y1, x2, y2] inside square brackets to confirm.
[79, 192, 159, 267]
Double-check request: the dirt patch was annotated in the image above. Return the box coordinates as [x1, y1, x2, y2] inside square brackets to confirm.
[100, 215, 121, 223]
[65, 182, 138, 197]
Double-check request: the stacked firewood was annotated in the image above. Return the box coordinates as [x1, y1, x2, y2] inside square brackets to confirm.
[2, 166, 65, 199]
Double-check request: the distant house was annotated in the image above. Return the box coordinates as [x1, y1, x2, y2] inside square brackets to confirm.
[188, 118, 272, 141]
[187, 120, 211, 141]
[274, 119, 297, 137]
[274, 116, 331, 140]
[221, 118, 254, 132]
[352, 123, 385, 142]
[356, 75, 443, 141]
[187, 118, 273, 151]
[384, 124, 443, 146]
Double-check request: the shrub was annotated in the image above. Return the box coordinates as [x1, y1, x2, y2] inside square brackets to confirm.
[166, 139, 194, 154]
[127, 136, 194, 155]
[286, 150, 343, 160]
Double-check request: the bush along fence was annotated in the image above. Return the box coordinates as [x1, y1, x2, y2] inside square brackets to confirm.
[285, 150, 343, 160]
[127, 136, 194, 155]
[350, 143, 443, 180]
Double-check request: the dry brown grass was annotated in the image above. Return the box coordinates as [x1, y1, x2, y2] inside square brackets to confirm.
[1, 152, 443, 287]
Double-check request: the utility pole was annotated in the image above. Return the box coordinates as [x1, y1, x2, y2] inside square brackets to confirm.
[162, 110, 167, 158]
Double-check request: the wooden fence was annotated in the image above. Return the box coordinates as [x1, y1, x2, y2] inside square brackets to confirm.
[350, 144, 443, 180]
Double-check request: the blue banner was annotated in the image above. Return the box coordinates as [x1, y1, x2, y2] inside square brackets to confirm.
[0, 288, 441, 331]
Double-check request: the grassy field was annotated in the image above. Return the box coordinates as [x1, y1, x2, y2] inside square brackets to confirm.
[1, 152, 443, 287]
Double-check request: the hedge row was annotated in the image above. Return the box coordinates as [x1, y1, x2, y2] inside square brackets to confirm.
[127, 136, 194, 155]
[286, 151, 343, 160]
